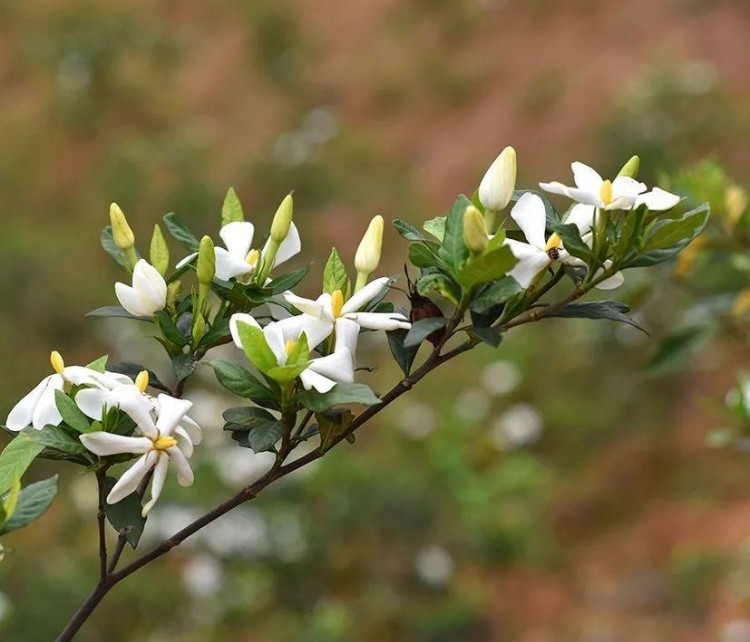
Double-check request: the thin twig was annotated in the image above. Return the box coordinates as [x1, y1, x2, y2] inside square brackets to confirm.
[95, 469, 108, 581]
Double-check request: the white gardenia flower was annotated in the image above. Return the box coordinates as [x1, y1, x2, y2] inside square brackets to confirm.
[504, 193, 624, 290]
[539, 161, 681, 211]
[478, 146, 517, 212]
[75, 371, 202, 456]
[283, 277, 411, 345]
[177, 221, 301, 282]
[6, 352, 131, 432]
[80, 394, 197, 516]
[115, 259, 167, 318]
[229, 314, 358, 393]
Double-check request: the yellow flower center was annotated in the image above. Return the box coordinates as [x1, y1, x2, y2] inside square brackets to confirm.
[544, 233, 562, 251]
[153, 436, 177, 451]
[331, 289, 344, 318]
[599, 179, 613, 206]
[245, 249, 260, 268]
[50, 351, 65, 375]
[284, 339, 296, 356]
[135, 370, 149, 393]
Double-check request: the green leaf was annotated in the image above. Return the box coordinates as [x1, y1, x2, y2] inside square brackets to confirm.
[100, 226, 128, 268]
[172, 353, 195, 383]
[547, 301, 648, 334]
[2, 478, 21, 520]
[224, 410, 284, 453]
[269, 265, 311, 295]
[297, 383, 381, 412]
[438, 195, 471, 274]
[86, 306, 149, 321]
[163, 212, 200, 252]
[471, 326, 503, 347]
[23, 425, 88, 456]
[54, 390, 91, 434]
[552, 223, 593, 263]
[387, 328, 419, 376]
[149, 224, 170, 275]
[85, 355, 109, 373]
[316, 409, 353, 452]
[235, 323, 278, 373]
[392, 219, 427, 242]
[0, 436, 45, 496]
[470, 277, 523, 314]
[408, 243, 440, 269]
[154, 311, 190, 347]
[222, 187, 245, 225]
[403, 318, 447, 348]
[0, 476, 58, 535]
[423, 217, 446, 242]
[458, 245, 517, 289]
[209, 360, 280, 410]
[416, 272, 461, 304]
[323, 248, 350, 295]
[266, 362, 310, 383]
[103, 476, 145, 548]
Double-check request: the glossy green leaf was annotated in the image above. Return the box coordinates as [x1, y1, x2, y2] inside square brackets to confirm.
[222, 187, 245, 225]
[100, 226, 128, 268]
[54, 390, 91, 434]
[149, 224, 170, 275]
[85, 355, 109, 373]
[323, 248, 350, 295]
[438, 195, 471, 274]
[392, 219, 427, 242]
[24, 425, 88, 456]
[163, 212, 200, 252]
[86, 306, 149, 321]
[423, 217, 446, 242]
[269, 265, 311, 295]
[552, 223, 593, 263]
[297, 383, 381, 412]
[547, 301, 648, 334]
[458, 245, 517, 288]
[103, 476, 145, 548]
[0, 436, 45, 496]
[403, 318, 447, 348]
[235, 323, 278, 373]
[387, 328, 419, 376]
[470, 277, 523, 314]
[209, 360, 281, 410]
[408, 243, 440, 269]
[0, 476, 58, 535]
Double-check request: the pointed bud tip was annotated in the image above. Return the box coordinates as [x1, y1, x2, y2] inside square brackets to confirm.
[50, 351, 65, 375]
[618, 155, 641, 178]
[463, 205, 489, 254]
[354, 215, 384, 276]
[135, 370, 149, 393]
[270, 194, 294, 243]
[109, 202, 135, 251]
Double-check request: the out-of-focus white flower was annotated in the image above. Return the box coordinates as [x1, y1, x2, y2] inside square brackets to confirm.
[115, 259, 167, 317]
[490, 403, 543, 449]
[455, 388, 491, 423]
[415, 545, 454, 587]
[398, 402, 437, 440]
[480, 361, 521, 396]
[80, 394, 197, 516]
[540, 161, 681, 211]
[6, 351, 129, 431]
[182, 554, 225, 600]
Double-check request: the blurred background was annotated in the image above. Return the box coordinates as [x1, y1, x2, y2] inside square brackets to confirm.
[3, 0, 750, 640]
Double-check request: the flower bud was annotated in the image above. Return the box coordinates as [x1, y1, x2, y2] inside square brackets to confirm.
[355, 215, 384, 275]
[196, 236, 216, 285]
[478, 146, 516, 212]
[618, 155, 640, 179]
[50, 351, 65, 375]
[270, 193, 294, 243]
[110, 203, 135, 251]
[463, 205, 489, 254]
[192, 312, 206, 346]
[135, 370, 149, 393]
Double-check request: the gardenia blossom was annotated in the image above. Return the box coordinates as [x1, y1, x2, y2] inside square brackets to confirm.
[80, 394, 197, 516]
[75, 371, 202, 456]
[539, 161, 681, 211]
[229, 314, 358, 393]
[6, 352, 131, 431]
[115, 259, 167, 317]
[283, 278, 412, 346]
[504, 193, 624, 290]
[177, 221, 301, 282]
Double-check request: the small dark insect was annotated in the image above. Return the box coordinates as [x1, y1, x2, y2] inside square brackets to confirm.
[547, 247, 560, 261]
[404, 266, 446, 347]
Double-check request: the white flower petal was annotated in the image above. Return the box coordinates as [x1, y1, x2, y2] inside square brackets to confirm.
[478, 147, 516, 211]
[266, 222, 301, 268]
[167, 446, 194, 486]
[215, 247, 254, 281]
[594, 262, 625, 290]
[263, 321, 288, 365]
[637, 187, 682, 211]
[219, 221, 255, 259]
[6, 376, 52, 431]
[307, 349, 354, 382]
[504, 239, 551, 289]
[75, 388, 113, 420]
[334, 318, 360, 355]
[32, 375, 64, 430]
[564, 204, 597, 235]
[178, 416, 202, 445]
[80, 432, 153, 456]
[342, 277, 390, 314]
[299, 369, 337, 393]
[142, 453, 169, 516]
[106, 451, 158, 504]
[300, 315, 334, 351]
[132, 260, 167, 313]
[229, 313, 262, 348]
[173, 426, 195, 457]
[283, 292, 327, 318]
[344, 312, 411, 331]
[175, 252, 198, 270]
[511, 193, 547, 250]
[115, 283, 148, 317]
[571, 161, 604, 192]
[155, 394, 194, 437]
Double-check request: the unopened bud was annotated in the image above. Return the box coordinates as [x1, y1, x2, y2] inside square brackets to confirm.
[726, 184, 748, 225]
[192, 312, 206, 346]
[463, 205, 489, 254]
[135, 370, 149, 393]
[270, 193, 294, 243]
[110, 203, 135, 251]
[196, 236, 216, 285]
[478, 146, 517, 212]
[354, 215, 384, 276]
[618, 155, 640, 179]
[50, 351, 65, 375]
